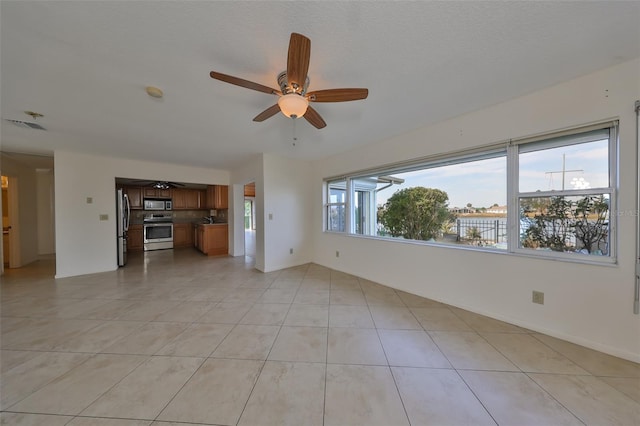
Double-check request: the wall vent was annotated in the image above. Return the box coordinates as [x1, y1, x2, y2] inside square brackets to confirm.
[5, 119, 46, 130]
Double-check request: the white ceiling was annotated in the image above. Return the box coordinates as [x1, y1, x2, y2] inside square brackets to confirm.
[1, 1, 639, 170]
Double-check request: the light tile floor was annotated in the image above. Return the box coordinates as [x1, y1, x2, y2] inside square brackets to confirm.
[1, 250, 639, 426]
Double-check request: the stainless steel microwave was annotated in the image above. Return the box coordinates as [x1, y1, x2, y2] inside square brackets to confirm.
[144, 199, 172, 211]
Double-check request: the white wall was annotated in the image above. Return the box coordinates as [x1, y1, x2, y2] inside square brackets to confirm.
[36, 169, 55, 254]
[230, 153, 314, 272]
[54, 151, 229, 278]
[230, 155, 264, 270]
[312, 58, 640, 361]
[0, 154, 39, 266]
[262, 154, 314, 272]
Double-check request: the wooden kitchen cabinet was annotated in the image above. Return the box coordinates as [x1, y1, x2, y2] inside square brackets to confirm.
[173, 223, 193, 248]
[195, 224, 228, 256]
[125, 187, 143, 210]
[127, 225, 143, 251]
[206, 185, 228, 209]
[171, 188, 186, 209]
[144, 188, 171, 198]
[185, 189, 201, 209]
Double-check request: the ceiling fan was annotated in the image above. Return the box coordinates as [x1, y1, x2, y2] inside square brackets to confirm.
[136, 180, 186, 190]
[210, 33, 368, 129]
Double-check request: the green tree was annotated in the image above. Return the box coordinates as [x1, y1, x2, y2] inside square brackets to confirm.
[378, 187, 451, 241]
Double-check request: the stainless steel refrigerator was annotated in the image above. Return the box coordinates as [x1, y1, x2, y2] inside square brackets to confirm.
[116, 188, 130, 266]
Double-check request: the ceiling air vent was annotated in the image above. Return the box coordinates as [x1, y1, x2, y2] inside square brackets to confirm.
[5, 119, 46, 130]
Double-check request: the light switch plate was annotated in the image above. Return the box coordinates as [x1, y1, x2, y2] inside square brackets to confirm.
[86, 197, 93, 204]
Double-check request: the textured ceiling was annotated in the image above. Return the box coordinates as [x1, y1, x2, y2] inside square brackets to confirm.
[1, 1, 639, 170]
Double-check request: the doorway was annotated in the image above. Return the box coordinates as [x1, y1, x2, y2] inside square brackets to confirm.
[244, 182, 256, 258]
[1, 175, 20, 270]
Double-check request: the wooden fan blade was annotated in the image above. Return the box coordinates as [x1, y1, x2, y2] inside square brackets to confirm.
[210, 71, 280, 95]
[253, 104, 281, 122]
[287, 33, 311, 91]
[303, 106, 326, 129]
[307, 88, 369, 102]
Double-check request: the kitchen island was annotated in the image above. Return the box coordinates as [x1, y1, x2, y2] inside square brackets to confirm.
[194, 223, 228, 256]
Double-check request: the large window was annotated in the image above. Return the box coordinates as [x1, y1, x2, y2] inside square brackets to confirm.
[515, 127, 615, 260]
[324, 122, 617, 263]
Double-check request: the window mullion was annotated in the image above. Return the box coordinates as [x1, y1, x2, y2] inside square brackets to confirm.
[507, 143, 519, 253]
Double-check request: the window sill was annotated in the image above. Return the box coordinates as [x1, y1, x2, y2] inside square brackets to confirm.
[322, 231, 618, 267]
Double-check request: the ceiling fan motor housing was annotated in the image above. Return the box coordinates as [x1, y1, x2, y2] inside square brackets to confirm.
[277, 71, 309, 96]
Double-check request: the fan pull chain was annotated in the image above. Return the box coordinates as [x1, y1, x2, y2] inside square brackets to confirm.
[292, 118, 298, 146]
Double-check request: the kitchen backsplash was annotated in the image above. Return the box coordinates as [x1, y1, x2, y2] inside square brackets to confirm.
[131, 209, 228, 223]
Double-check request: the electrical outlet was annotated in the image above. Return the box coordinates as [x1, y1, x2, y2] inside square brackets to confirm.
[532, 291, 544, 305]
[86, 197, 93, 204]
[336, 250, 340, 258]
[290, 248, 293, 254]
[99, 214, 109, 221]
[268, 213, 273, 220]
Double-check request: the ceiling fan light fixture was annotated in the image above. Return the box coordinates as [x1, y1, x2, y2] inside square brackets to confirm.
[278, 93, 308, 119]
[153, 181, 171, 190]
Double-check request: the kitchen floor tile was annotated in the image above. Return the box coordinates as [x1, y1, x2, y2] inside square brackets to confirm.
[378, 329, 451, 368]
[368, 305, 422, 330]
[101, 322, 188, 355]
[529, 373, 640, 425]
[196, 302, 252, 324]
[429, 331, 519, 371]
[392, 366, 496, 425]
[1, 351, 90, 409]
[239, 303, 290, 325]
[155, 323, 234, 357]
[329, 289, 367, 306]
[481, 332, 589, 374]
[81, 356, 203, 420]
[9, 354, 146, 415]
[460, 370, 583, 425]
[599, 376, 640, 403]
[157, 358, 262, 425]
[153, 301, 215, 322]
[0, 412, 73, 425]
[53, 320, 145, 353]
[211, 324, 279, 360]
[239, 361, 325, 426]
[283, 304, 328, 327]
[450, 307, 528, 333]
[533, 333, 640, 377]
[268, 326, 327, 363]
[327, 327, 387, 365]
[293, 289, 330, 305]
[328, 305, 375, 328]
[324, 364, 408, 426]
[410, 307, 474, 331]
[67, 418, 151, 426]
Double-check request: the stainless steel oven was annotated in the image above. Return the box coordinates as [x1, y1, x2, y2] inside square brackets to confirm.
[143, 213, 173, 251]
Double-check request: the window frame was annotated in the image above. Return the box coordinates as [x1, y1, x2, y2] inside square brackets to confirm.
[324, 179, 348, 233]
[323, 120, 618, 265]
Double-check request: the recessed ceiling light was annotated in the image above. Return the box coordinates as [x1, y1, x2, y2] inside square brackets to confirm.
[145, 86, 163, 98]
